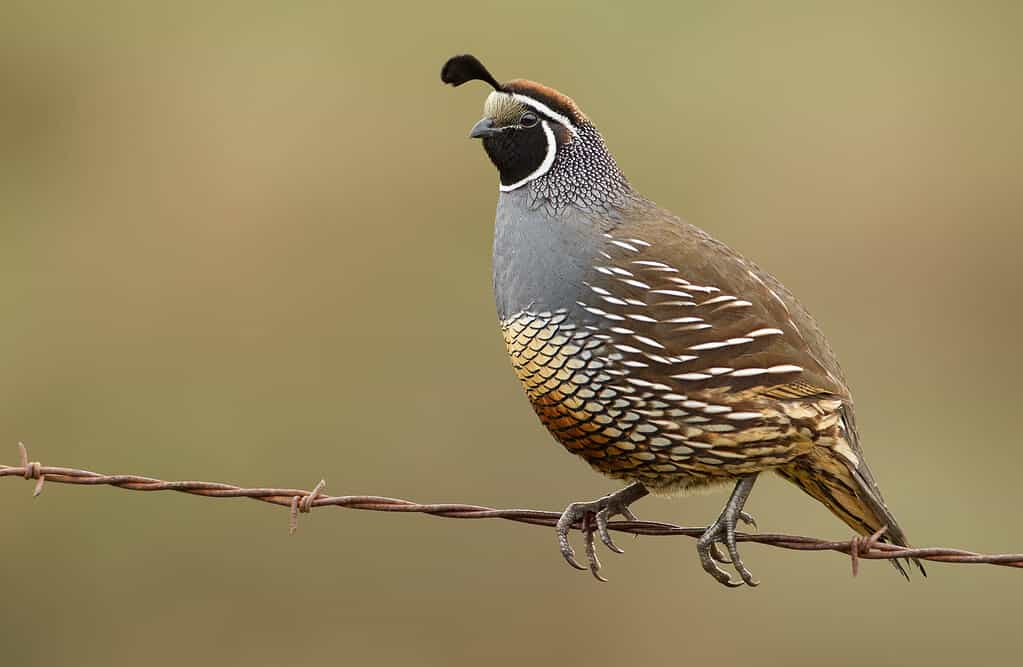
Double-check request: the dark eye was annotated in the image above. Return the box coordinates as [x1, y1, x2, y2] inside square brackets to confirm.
[520, 112, 539, 128]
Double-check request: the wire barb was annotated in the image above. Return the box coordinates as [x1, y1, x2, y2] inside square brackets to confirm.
[849, 525, 888, 577]
[289, 479, 326, 535]
[18, 442, 45, 497]
[2, 445, 1022, 574]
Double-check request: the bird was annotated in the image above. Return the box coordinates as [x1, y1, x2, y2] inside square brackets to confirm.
[441, 53, 924, 587]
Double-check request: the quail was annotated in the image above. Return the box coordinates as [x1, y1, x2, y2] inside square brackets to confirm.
[441, 54, 924, 587]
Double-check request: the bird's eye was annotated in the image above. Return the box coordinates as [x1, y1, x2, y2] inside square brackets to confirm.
[520, 112, 539, 128]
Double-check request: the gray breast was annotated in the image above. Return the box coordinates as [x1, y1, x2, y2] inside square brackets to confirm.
[492, 189, 604, 322]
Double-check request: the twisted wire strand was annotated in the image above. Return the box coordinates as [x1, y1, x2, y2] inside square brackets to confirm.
[4, 443, 1021, 571]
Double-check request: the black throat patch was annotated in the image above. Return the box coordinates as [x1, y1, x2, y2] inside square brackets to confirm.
[483, 123, 552, 188]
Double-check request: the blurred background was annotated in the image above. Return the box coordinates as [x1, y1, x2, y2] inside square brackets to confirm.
[2, 1, 1021, 665]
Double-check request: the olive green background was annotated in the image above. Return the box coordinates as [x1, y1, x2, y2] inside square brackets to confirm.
[2, 2, 1021, 666]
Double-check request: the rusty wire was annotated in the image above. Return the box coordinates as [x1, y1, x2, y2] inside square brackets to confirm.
[3, 443, 1022, 574]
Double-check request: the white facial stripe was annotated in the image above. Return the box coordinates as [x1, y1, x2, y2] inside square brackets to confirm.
[499, 120, 557, 192]
[511, 94, 579, 137]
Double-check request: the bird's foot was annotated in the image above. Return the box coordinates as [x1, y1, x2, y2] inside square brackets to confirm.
[706, 511, 757, 565]
[555, 482, 648, 581]
[697, 475, 760, 587]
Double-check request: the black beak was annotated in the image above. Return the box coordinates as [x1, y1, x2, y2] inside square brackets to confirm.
[469, 117, 501, 139]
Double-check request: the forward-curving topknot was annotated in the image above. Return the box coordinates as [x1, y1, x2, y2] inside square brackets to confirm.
[441, 54, 503, 91]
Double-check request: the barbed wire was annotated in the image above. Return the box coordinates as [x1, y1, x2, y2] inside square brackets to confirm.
[3, 443, 1021, 575]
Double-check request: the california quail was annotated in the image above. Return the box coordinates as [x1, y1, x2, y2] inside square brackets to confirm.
[441, 54, 923, 587]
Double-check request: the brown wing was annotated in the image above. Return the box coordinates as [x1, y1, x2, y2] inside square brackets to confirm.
[578, 206, 851, 401]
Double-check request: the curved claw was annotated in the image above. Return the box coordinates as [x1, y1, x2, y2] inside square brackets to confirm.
[695, 474, 760, 588]
[553, 483, 648, 581]
[595, 507, 624, 554]
[556, 507, 588, 571]
[698, 531, 739, 586]
[582, 513, 607, 582]
[708, 513, 755, 565]
[724, 524, 760, 587]
[710, 542, 732, 564]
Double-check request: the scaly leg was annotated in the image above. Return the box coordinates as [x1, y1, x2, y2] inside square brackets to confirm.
[697, 474, 760, 587]
[556, 482, 649, 581]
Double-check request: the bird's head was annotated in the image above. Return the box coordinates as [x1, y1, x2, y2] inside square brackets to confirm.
[441, 54, 592, 193]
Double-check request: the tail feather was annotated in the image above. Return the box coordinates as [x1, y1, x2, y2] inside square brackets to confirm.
[846, 462, 926, 579]
[777, 446, 925, 578]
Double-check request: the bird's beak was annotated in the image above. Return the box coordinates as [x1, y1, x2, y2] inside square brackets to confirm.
[469, 117, 501, 139]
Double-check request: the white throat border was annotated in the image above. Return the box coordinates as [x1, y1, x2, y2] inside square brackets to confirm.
[499, 120, 557, 193]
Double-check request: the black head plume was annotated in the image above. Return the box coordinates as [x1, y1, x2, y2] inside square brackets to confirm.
[441, 54, 503, 91]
